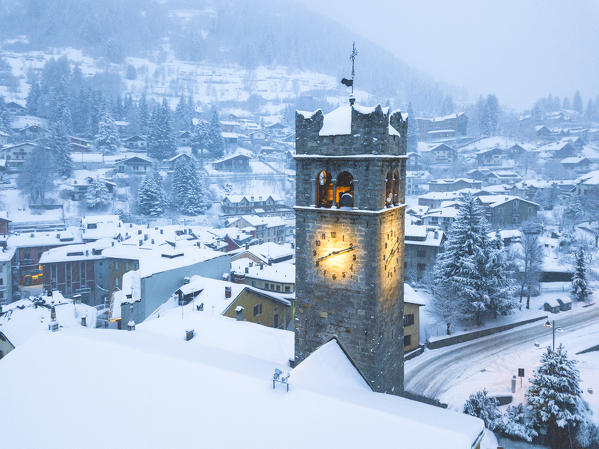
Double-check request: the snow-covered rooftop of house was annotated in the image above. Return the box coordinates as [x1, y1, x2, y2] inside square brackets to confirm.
[6, 207, 65, 225]
[243, 241, 293, 261]
[38, 238, 115, 264]
[476, 195, 539, 208]
[7, 227, 82, 248]
[404, 284, 426, 306]
[0, 294, 96, 347]
[423, 206, 459, 219]
[404, 225, 444, 247]
[560, 156, 588, 164]
[0, 246, 16, 262]
[578, 170, 599, 185]
[429, 178, 478, 185]
[0, 325, 484, 449]
[245, 261, 295, 284]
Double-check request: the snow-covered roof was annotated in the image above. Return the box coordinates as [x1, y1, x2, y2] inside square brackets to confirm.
[578, 170, 599, 185]
[404, 284, 426, 306]
[245, 261, 295, 284]
[0, 294, 96, 347]
[561, 156, 588, 164]
[0, 324, 484, 449]
[299, 104, 400, 138]
[39, 238, 114, 264]
[7, 227, 82, 248]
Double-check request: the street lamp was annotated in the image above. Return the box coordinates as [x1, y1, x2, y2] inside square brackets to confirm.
[544, 319, 555, 351]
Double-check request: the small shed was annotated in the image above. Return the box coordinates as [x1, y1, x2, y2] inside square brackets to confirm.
[557, 297, 572, 311]
[543, 298, 561, 314]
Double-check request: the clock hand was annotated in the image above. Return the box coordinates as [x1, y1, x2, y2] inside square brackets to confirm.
[316, 244, 356, 263]
[385, 238, 400, 265]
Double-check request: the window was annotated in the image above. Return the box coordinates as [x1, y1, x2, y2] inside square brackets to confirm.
[316, 170, 333, 208]
[253, 303, 262, 316]
[0, 278, 3, 286]
[115, 277, 119, 288]
[276, 285, 281, 291]
[115, 261, 119, 270]
[385, 170, 393, 206]
[403, 335, 412, 347]
[403, 314, 415, 327]
[284, 286, 290, 292]
[392, 168, 400, 205]
[416, 250, 426, 258]
[336, 171, 354, 207]
[417, 263, 426, 272]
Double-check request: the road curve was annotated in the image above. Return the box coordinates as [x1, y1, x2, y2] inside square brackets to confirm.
[404, 305, 599, 400]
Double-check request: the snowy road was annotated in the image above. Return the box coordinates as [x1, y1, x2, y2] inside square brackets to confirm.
[405, 305, 599, 403]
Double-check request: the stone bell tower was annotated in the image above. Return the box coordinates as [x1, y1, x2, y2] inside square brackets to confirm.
[294, 102, 408, 395]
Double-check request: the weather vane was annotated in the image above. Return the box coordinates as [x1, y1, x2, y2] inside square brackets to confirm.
[341, 41, 358, 104]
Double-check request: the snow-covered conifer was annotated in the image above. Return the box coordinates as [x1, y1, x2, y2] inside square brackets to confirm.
[526, 345, 585, 448]
[486, 231, 517, 318]
[95, 112, 121, 154]
[49, 119, 73, 177]
[147, 100, 176, 160]
[137, 172, 166, 217]
[207, 108, 224, 158]
[86, 178, 111, 209]
[171, 157, 208, 215]
[571, 247, 591, 302]
[463, 389, 503, 431]
[502, 403, 538, 442]
[432, 194, 488, 326]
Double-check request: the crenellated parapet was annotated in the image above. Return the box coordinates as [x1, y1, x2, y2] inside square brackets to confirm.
[296, 104, 407, 156]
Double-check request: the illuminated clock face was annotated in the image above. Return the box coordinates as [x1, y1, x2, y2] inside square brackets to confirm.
[312, 231, 358, 281]
[383, 231, 401, 280]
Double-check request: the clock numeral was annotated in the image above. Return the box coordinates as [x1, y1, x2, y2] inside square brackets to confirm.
[312, 250, 316, 256]
[315, 240, 320, 246]
[353, 254, 357, 261]
[331, 232, 336, 238]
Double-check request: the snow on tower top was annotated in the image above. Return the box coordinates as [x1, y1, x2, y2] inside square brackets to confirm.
[295, 103, 407, 157]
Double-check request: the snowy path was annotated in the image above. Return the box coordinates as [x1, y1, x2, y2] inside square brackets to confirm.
[405, 304, 599, 404]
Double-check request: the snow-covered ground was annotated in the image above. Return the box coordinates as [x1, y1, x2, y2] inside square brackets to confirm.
[406, 287, 599, 424]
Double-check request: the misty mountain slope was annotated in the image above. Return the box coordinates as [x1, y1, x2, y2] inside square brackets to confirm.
[0, 0, 451, 110]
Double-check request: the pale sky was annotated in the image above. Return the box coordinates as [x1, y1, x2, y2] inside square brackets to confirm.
[298, 0, 599, 111]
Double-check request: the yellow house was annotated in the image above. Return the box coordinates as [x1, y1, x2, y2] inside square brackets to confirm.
[404, 284, 425, 353]
[174, 275, 292, 330]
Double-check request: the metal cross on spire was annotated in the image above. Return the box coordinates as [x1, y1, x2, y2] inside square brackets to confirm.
[349, 41, 358, 94]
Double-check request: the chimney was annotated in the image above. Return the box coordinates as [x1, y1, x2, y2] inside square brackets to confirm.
[183, 277, 190, 284]
[245, 243, 249, 250]
[260, 263, 264, 270]
[139, 240, 143, 246]
[130, 223, 133, 228]
[151, 239, 155, 244]
[268, 258, 272, 266]
[81, 316, 87, 327]
[144, 234, 148, 241]
[291, 242, 294, 249]
[225, 286, 232, 299]
[111, 241, 115, 247]
[127, 320, 135, 331]
[160, 229, 164, 234]
[138, 229, 142, 235]
[185, 329, 195, 341]
[245, 267, 249, 274]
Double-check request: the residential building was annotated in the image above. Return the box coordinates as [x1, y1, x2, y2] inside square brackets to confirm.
[404, 225, 444, 282]
[221, 195, 282, 215]
[227, 215, 286, 243]
[0, 247, 15, 305]
[477, 195, 540, 229]
[115, 155, 153, 175]
[212, 153, 251, 171]
[403, 284, 425, 352]
[170, 275, 292, 329]
[123, 135, 147, 151]
[243, 261, 295, 295]
[428, 178, 482, 192]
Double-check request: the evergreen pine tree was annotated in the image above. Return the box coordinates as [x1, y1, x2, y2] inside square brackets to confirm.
[0, 98, 11, 136]
[191, 119, 209, 158]
[563, 97, 571, 110]
[585, 99, 595, 120]
[207, 108, 224, 158]
[573, 90, 583, 114]
[147, 100, 177, 160]
[26, 80, 41, 116]
[571, 248, 590, 302]
[526, 345, 585, 449]
[49, 119, 73, 177]
[95, 112, 121, 154]
[17, 147, 55, 204]
[564, 194, 585, 227]
[486, 231, 517, 318]
[463, 389, 503, 431]
[86, 178, 111, 209]
[174, 95, 189, 131]
[406, 102, 419, 155]
[432, 195, 489, 327]
[137, 172, 166, 217]
[171, 157, 208, 215]
[138, 93, 149, 136]
[503, 404, 538, 442]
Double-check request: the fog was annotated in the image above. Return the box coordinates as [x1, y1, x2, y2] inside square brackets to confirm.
[299, 0, 599, 110]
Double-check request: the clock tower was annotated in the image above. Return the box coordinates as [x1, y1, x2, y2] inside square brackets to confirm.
[294, 103, 407, 395]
